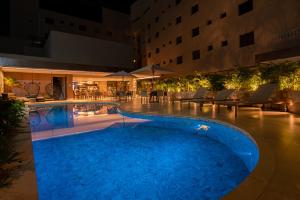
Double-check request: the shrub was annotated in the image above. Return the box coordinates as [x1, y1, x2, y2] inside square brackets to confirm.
[0, 99, 25, 187]
[279, 69, 300, 91]
[208, 74, 225, 91]
[192, 71, 211, 89]
[0, 99, 25, 135]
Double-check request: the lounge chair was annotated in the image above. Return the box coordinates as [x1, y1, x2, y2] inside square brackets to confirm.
[179, 88, 209, 105]
[216, 83, 280, 117]
[192, 89, 236, 111]
[172, 91, 195, 102]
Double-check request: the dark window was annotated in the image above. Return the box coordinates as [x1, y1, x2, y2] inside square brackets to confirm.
[175, 0, 181, 5]
[148, 52, 152, 58]
[221, 40, 228, 47]
[192, 50, 201, 60]
[148, 38, 151, 43]
[94, 29, 99, 34]
[207, 20, 212, 25]
[176, 16, 182, 24]
[191, 4, 199, 15]
[176, 56, 183, 64]
[155, 16, 159, 23]
[70, 22, 74, 26]
[45, 17, 55, 25]
[155, 32, 159, 38]
[162, 27, 166, 31]
[169, 41, 172, 44]
[106, 30, 113, 36]
[239, 0, 253, 16]
[220, 12, 227, 18]
[79, 25, 87, 31]
[192, 27, 200, 37]
[60, 20, 64, 24]
[163, 61, 166, 64]
[147, 24, 151, 29]
[176, 36, 182, 45]
[169, 59, 173, 63]
[163, 44, 166, 47]
[208, 45, 213, 51]
[156, 48, 160, 54]
[168, 22, 172, 26]
[240, 31, 255, 47]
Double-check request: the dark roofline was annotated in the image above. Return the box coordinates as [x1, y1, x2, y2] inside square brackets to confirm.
[0, 56, 131, 73]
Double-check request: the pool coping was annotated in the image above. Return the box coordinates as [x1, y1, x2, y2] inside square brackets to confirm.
[26, 101, 273, 200]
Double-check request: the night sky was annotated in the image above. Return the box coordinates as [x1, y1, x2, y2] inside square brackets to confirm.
[39, 0, 136, 23]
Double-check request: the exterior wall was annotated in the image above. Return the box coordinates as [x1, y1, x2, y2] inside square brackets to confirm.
[4, 72, 52, 97]
[4, 72, 73, 99]
[66, 75, 74, 100]
[131, 0, 300, 74]
[9, 0, 39, 40]
[39, 8, 131, 44]
[46, 31, 133, 69]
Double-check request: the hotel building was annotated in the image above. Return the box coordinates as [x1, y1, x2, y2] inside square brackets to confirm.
[0, 0, 135, 100]
[131, 0, 300, 74]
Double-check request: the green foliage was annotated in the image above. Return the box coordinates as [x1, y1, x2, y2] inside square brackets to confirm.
[141, 61, 300, 93]
[279, 69, 300, 91]
[0, 99, 25, 135]
[208, 74, 225, 91]
[192, 71, 211, 89]
[246, 71, 266, 91]
[0, 99, 24, 188]
[224, 72, 243, 90]
[224, 68, 265, 91]
[260, 61, 300, 83]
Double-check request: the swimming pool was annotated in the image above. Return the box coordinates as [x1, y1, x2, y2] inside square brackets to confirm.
[29, 103, 259, 200]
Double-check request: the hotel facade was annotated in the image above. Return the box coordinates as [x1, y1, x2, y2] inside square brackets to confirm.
[131, 0, 300, 74]
[0, 0, 135, 100]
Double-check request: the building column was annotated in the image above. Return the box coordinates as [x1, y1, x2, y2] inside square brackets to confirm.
[0, 67, 4, 94]
[130, 78, 137, 96]
[66, 75, 74, 100]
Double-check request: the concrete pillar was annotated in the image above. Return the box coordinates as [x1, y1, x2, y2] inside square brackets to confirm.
[130, 78, 137, 96]
[66, 75, 73, 100]
[0, 67, 4, 93]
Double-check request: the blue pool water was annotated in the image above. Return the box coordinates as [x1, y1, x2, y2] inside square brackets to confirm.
[30, 103, 259, 200]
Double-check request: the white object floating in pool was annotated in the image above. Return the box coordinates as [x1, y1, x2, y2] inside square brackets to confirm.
[196, 125, 210, 131]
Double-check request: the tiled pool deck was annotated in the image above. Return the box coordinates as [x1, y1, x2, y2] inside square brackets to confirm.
[1, 99, 300, 199]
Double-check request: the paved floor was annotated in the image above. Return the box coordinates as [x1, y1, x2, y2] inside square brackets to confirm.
[121, 100, 300, 200]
